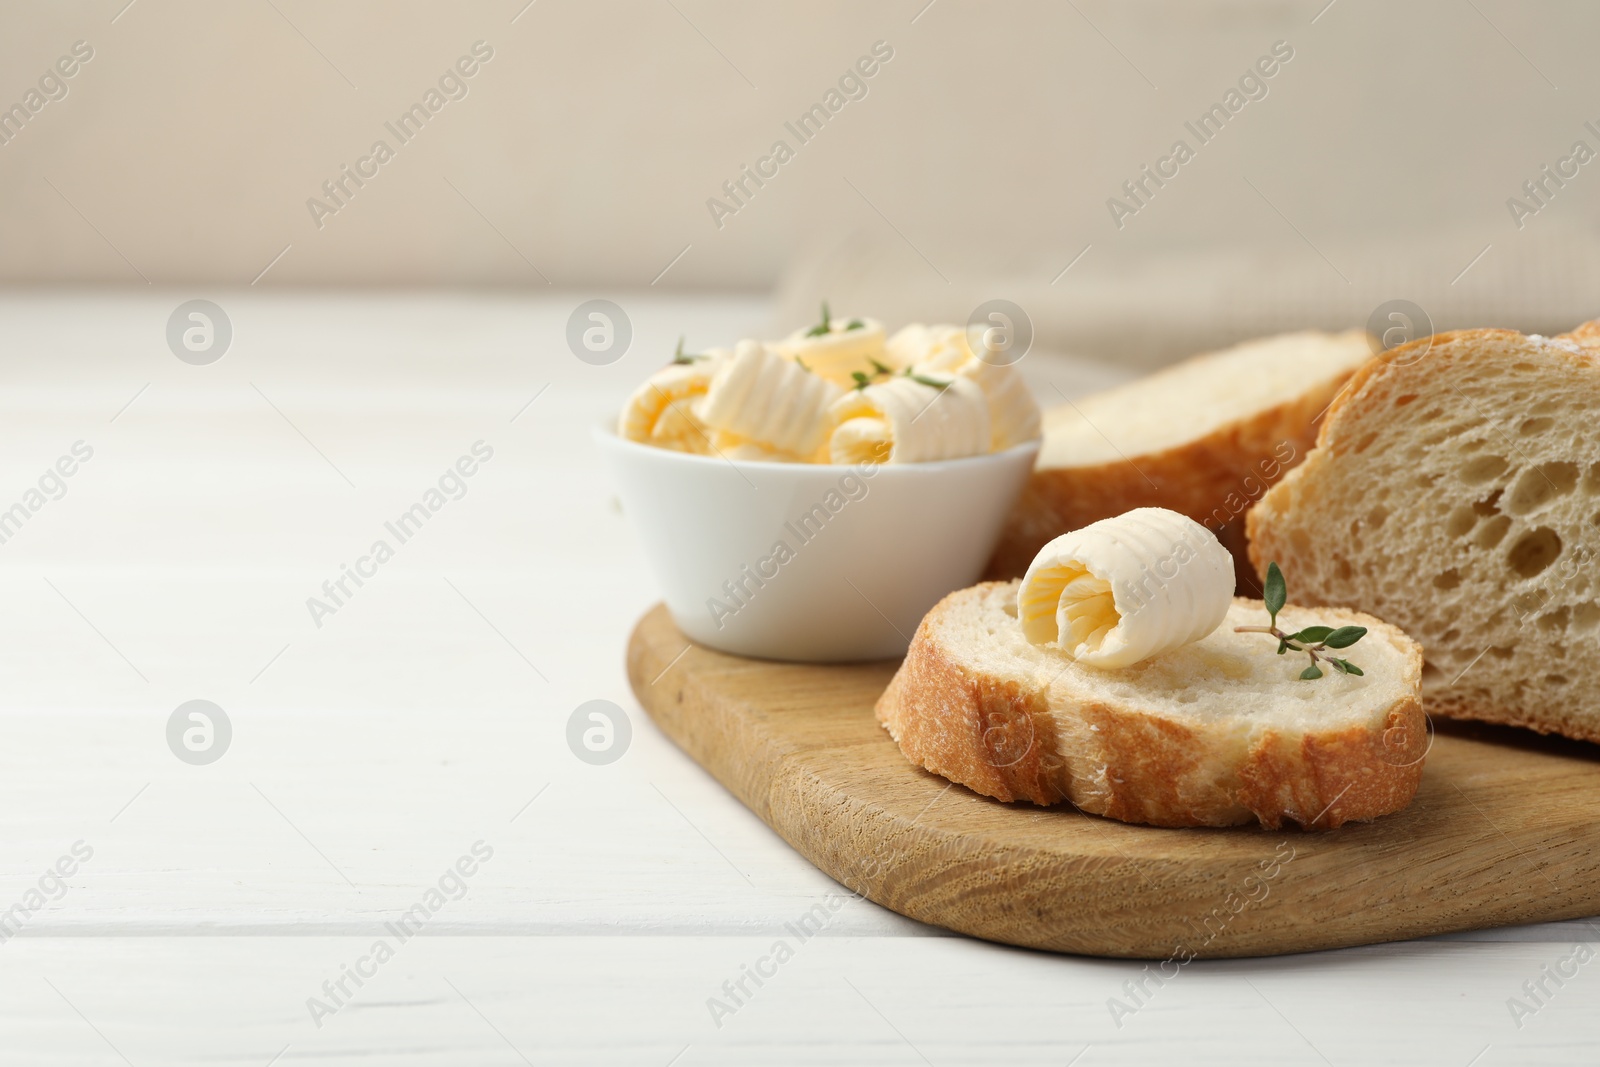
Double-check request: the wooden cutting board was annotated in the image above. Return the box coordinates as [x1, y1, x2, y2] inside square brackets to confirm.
[627, 605, 1600, 959]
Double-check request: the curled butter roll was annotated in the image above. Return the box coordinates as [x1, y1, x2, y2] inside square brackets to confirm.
[617, 349, 727, 454]
[698, 340, 842, 460]
[886, 324, 970, 373]
[1018, 507, 1234, 668]
[887, 324, 1042, 452]
[775, 316, 888, 387]
[959, 357, 1041, 452]
[826, 372, 990, 465]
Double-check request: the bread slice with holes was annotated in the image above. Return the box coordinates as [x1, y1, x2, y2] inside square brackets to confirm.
[1247, 320, 1600, 742]
[876, 582, 1425, 829]
[986, 331, 1375, 589]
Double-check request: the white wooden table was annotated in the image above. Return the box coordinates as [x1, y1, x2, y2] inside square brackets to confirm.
[0, 291, 1593, 1065]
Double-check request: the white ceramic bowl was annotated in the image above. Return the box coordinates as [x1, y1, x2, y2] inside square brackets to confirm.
[596, 424, 1039, 662]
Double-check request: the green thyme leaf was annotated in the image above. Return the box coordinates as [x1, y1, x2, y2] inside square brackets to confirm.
[846, 318, 865, 330]
[852, 359, 892, 391]
[1323, 626, 1368, 649]
[1337, 660, 1364, 676]
[804, 301, 832, 337]
[1300, 664, 1324, 680]
[1264, 561, 1286, 623]
[909, 373, 951, 390]
[795, 356, 811, 373]
[1289, 625, 1335, 644]
[671, 336, 706, 364]
[1276, 639, 1288, 655]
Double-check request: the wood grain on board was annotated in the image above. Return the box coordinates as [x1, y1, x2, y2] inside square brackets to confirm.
[628, 604, 1600, 960]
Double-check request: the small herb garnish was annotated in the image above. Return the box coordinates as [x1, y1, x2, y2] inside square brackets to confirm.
[1235, 562, 1366, 679]
[846, 318, 865, 330]
[851, 358, 895, 391]
[804, 301, 832, 337]
[671, 336, 707, 364]
[795, 355, 812, 373]
[902, 365, 951, 391]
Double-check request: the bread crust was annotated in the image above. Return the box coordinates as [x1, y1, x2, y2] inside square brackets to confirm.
[986, 351, 1361, 584]
[1560, 318, 1600, 351]
[1424, 691, 1600, 746]
[876, 585, 1426, 829]
[877, 636, 1071, 807]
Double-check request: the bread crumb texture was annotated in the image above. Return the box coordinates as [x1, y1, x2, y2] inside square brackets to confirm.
[1249, 324, 1600, 742]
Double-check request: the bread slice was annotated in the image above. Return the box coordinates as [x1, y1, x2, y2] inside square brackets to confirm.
[877, 582, 1425, 829]
[1247, 320, 1600, 742]
[987, 331, 1374, 587]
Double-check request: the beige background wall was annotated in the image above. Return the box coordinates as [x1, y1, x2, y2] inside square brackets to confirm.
[0, 0, 1596, 296]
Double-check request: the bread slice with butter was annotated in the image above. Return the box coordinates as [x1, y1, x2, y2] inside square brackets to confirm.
[876, 582, 1425, 829]
[987, 330, 1374, 585]
[1247, 319, 1600, 742]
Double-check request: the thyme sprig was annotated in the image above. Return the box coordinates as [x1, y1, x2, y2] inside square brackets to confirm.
[803, 302, 865, 337]
[1235, 562, 1367, 680]
[671, 336, 707, 364]
[850, 358, 894, 391]
[902, 365, 951, 391]
[804, 301, 832, 337]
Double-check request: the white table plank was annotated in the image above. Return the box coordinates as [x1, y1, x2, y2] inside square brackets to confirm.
[0, 936, 1589, 1066]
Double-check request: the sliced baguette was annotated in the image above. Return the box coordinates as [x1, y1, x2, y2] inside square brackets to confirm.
[987, 330, 1374, 586]
[876, 582, 1425, 829]
[1247, 320, 1600, 742]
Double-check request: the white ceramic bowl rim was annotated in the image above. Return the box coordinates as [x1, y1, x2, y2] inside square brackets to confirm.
[592, 420, 1040, 473]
